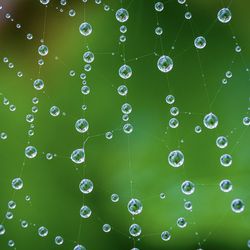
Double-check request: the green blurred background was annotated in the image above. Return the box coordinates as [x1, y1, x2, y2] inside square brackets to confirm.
[0, 0, 250, 249]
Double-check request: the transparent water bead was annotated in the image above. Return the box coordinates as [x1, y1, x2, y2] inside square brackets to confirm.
[102, 224, 111, 233]
[75, 118, 89, 133]
[79, 179, 93, 194]
[115, 8, 129, 23]
[119, 64, 132, 79]
[25, 146, 37, 159]
[220, 154, 232, 167]
[157, 55, 173, 73]
[38, 226, 48, 237]
[55, 236, 64, 245]
[217, 8, 232, 23]
[216, 136, 228, 148]
[127, 198, 143, 215]
[194, 36, 206, 49]
[12, 178, 23, 190]
[129, 224, 141, 237]
[161, 231, 171, 241]
[38, 44, 49, 56]
[168, 150, 184, 167]
[181, 180, 195, 195]
[33, 79, 44, 90]
[0, 225, 5, 235]
[231, 199, 244, 213]
[73, 245, 86, 250]
[71, 148, 85, 164]
[219, 179, 233, 192]
[155, 2, 164, 12]
[79, 22, 92, 36]
[80, 205, 92, 218]
[203, 113, 218, 129]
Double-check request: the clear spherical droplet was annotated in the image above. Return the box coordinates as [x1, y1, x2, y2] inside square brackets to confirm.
[181, 180, 195, 195]
[123, 123, 133, 134]
[216, 136, 228, 148]
[119, 64, 132, 79]
[157, 55, 173, 73]
[220, 179, 232, 192]
[217, 8, 232, 23]
[168, 150, 184, 168]
[33, 79, 44, 90]
[195, 126, 202, 133]
[170, 107, 179, 116]
[231, 199, 244, 213]
[220, 154, 232, 167]
[161, 231, 171, 241]
[80, 205, 92, 218]
[243, 117, 250, 126]
[129, 224, 141, 237]
[83, 51, 95, 63]
[0, 132, 8, 140]
[79, 22, 92, 36]
[38, 44, 49, 56]
[127, 198, 143, 215]
[73, 244, 86, 250]
[111, 193, 119, 203]
[185, 12, 192, 19]
[38, 226, 48, 237]
[155, 2, 164, 12]
[75, 118, 89, 133]
[0, 225, 5, 235]
[102, 224, 111, 233]
[40, 0, 50, 4]
[12, 178, 23, 190]
[79, 179, 93, 194]
[177, 217, 187, 228]
[71, 148, 85, 164]
[25, 146, 37, 159]
[8, 200, 16, 209]
[121, 103, 132, 114]
[155, 26, 163, 36]
[194, 36, 206, 49]
[184, 201, 192, 211]
[105, 131, 113, 139]
[169, 118, 179, 128]
[117, 85, 128, 96]
[165, 95, 175, 104]
[8, 240, 15, 247]
[21, 220, 28, 228]
[115, 8, 129, 23]
[54, 236, 64, 245]
[203, 113, 218, 129]
[50, 106, 60, 116]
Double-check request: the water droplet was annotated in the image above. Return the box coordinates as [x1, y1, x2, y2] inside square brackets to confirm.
[203, 113, 218, 129]
[231, 199, 244, 213]
[129, 224, 141, 237]
[80, 205, 92, 218]
[181, 180, 195, 195]
[168, 150, 184, 168]
[115, 8, 129, 23]
[217, 8, 232, 23]
[157, 55, 173, 73]
[127, 198, 143, 215]
[194, 36, 206, 49]
[79, 22, 92, 36]
[79, 179, 93, 194]
[71, 148, 85, 164]
[12, 178, 23, 190]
